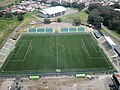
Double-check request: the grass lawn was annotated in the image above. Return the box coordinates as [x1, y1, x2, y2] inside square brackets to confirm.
[101, 28, 120, 43]
[60, 11, 88, 23]
[19, 10, 41, 28]
[110, 30, 120, 37]
[0, 0, 20, 7]
[0, 33, 114, 74]
[0, 19, 20, 46]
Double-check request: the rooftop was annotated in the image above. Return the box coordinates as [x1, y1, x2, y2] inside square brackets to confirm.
[40, 6, 66, 15]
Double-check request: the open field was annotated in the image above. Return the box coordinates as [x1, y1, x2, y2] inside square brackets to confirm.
[0, 0, 20, 7]
[60, 11, 88, 23]
[0, 19, 20, 46]
[0, 33, 114, 74]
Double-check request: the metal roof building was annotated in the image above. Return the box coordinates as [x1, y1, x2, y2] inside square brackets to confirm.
[104, 36, 116, 46]
[39, 6, 66, 18]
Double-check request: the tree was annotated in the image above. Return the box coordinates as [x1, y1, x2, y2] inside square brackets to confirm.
[72, 18, 81, 26]
[57, 18, 61, 23]
[78, 3, 85, 11]
[0, 12, 3, 18]
[44, 18, 51, 24]
[88, 3, 101, 11]
[88, 9, 103, 29]
[61, 1, 71, 7]
[17, 15, 24, 21]
[0, 6, 3, 11]
[51, 1, 60, 6]
[4, 13, 13, 18]
[112, 3, 120, 9]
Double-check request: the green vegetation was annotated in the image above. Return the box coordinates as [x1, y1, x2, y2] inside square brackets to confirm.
[88, 3, 120, 33]
[72, 18, 81, 26]
[51, 1, 85, 11]
[60, 11, 88, 23]
[0, 33, 114, 74]
[44, 18, 51, 24]
[101, 28, 120, 43]
[0, 0, 21, 7]
[57, 18, 61, 23]
[0, 19, 20, 46]
[18, 10, 39, 28]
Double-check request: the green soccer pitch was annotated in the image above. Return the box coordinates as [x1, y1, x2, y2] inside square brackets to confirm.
[0, 33, 115, 74]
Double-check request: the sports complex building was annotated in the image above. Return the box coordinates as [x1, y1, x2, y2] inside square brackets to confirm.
[0, 25, 119, 76]
[38, 6, 66, 18]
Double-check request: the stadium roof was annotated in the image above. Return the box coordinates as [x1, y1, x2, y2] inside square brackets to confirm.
[104, 36, 116, 46]
[40, 6, 66, 15]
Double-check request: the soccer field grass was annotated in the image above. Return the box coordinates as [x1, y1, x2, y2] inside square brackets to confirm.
[1, 33, 114, 74]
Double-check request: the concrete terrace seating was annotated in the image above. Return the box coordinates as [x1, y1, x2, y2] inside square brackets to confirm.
[7, 39, 16, 46]
[98, 37, 106, 43]
[4, 43, 12, 49]
[107, 50, 118, 58]
[0, 54, 5, 60]
[102, 41, 109, 46]
[105, 44, 112, 51]
[0, 48, 9, 54]
[0, 38, 16, 61]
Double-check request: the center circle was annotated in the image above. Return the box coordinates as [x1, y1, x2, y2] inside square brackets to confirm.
[50, 43, 65, 53]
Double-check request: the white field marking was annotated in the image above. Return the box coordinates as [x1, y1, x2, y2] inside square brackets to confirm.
[2, 40, 32, 72]
[84, 38, 106, 59]
[12, 45, 22, 55]
[6, 42, 12, 46]
[2, 66, 112, 72]
[82, 39, 105, 60]
[82, 39, 91, 59]
[3, 47, 9, 50]
[92, 43, 101, 52]
[82, 45, 87, 54]
[10, 40, 32, 62]
[14, 36, 28, 46]
[0, 52, 6, 56]
[7, 40, 31, 61]
[100, 49, 112, 68]
[50, 43, 65, 53]
[56, 35, 59, 69]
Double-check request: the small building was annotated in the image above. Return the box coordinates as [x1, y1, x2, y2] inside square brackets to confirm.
[75, 74, 86, 78]
[104, 36, 116, 48]
[38, 6, 66, 18]
[29, 76, 40, 80]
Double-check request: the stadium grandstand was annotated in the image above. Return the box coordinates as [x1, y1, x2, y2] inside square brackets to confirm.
[107, 50, 118, 58]
[38, 6, 66, 18]
[0, 39, 16, 61]
[61, 27, 85, 33]
[24, 27, 85, 33]
[104, 36, 116, 47]
[98, 36, 118, 58]
[98, 36, 106, 43]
